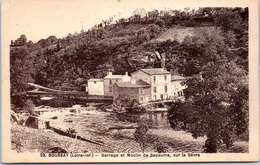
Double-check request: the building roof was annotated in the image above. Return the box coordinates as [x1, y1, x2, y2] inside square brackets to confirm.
[115, 80, 151, 88]
[88, 78, 103, 82]
[104, 75, 126, 79]
[80, 84, 88, 87]
[171, 75, 185, 81]
[140, 68, 170, 75]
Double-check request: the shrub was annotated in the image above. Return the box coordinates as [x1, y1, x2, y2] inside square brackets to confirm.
[154, 142, 169, 153]
[155, 19, 165, 27]
[112, 131, 125, 140]
[66, 128, 77, 137]
[23, 99, 35, 115]
[134, 122, 149, 152]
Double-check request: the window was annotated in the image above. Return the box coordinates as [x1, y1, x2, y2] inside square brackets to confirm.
[109, 80, 112, 85]
[140, 96, 143, 102]
[164, 75, 167, 81]
[94, 81, 96, 84]
[146, 97, 149, 102]
[164, 86, 167, 92]
[139, 89, 144, 94]
[154, 95, 156, 100]
[160, 94, 163, 100]
[116, 79, 118, 82]
[109, 87, 112, 92]
[154, 76, 156, 83]
[154, 87, 157, 93]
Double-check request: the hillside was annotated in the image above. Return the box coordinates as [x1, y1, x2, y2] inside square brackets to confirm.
[155, 26, 215, 42]
[11, 123, 110, 153]
[10, 7, 248, 94]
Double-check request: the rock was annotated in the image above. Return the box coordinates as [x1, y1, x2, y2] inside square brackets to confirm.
[70, 109, 76, 113]
[50, 116, 58, 119]
[25, 116, 38, 128]
[72, 105, 81, 109]
[64, 120, 73, 123]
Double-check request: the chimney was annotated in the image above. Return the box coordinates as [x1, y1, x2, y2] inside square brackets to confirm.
[108, 71, 112, 75]
[125, 72, 128, 76]
[161, 53, 166, 68]
[131, 78, 136, 84]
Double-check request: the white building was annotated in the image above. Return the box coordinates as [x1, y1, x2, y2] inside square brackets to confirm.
[131, 68, 186, 101]
[131, 68, 172, 101]
[87, 78, 104, 95]
[87, 68, 186, 101]
[103, 72, 131, 96]
[170, 75, 186, 98]
[87, 72, 131, 96]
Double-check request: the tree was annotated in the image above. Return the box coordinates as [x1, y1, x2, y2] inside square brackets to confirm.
[181, 28, 233, 75]
[148, 10, 159, 21]
[168, 61, 248, 153]
[160, 9, 173, 26]
[214, 8, 244, 35]
[47, 35, 58, 44]
[37, 39, 47, 48]
[10, 47, 35, 108]
[155, 18, 165, 27]
[134, 122, 149, 152]
[10, 47, 34, 96]
[23, 99, 35, 115]
[18, 34, 27, 45]
[133, 8, 147, 18]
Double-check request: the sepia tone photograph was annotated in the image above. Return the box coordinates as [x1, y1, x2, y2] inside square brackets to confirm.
[1, 0, 259, 163]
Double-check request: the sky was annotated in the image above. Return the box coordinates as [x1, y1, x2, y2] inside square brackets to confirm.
[2, 0, 201, 42]
[2, 0, 249, 43]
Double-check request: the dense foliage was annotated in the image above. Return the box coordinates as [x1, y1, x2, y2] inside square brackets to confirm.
[168, 61, 248, 152]
[164, 8, 248, 153]
[10, 7, 248, 91]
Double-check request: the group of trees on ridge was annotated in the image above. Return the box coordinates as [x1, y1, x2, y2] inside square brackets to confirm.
[10, 7, 248, 153]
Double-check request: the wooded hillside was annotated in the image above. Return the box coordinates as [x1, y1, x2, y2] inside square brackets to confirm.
[10, 7, 248, 95]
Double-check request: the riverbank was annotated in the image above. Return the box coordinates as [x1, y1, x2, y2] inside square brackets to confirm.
[11, 123, 111, 153]
[10, 105, 249, 153]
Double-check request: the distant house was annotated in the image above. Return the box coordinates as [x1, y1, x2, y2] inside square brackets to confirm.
[103, 72, 131, 96]
[88, 78, 104, 95]
[170, 75, 186, 97]
[131, 68, 172, 101]
[113, 79, 151, 106]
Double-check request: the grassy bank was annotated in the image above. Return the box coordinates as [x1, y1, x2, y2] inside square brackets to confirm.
[11, 123, 112, 153]
[11, 122, 248, 153]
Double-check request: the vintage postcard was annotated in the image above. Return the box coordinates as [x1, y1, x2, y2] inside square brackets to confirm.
[1, 0, 259, 163]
